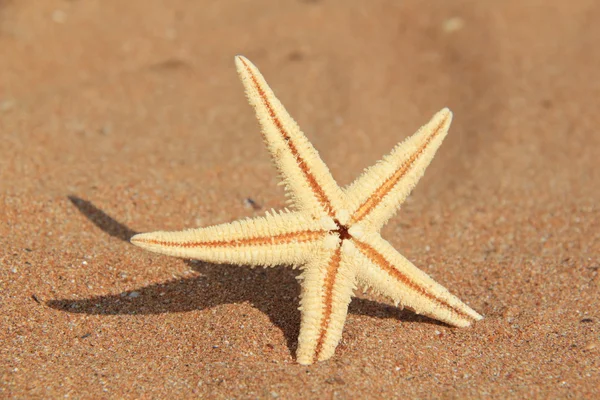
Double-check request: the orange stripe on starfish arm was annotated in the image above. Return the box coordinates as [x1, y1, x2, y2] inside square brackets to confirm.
[131, 229, 326, 248]
[296, 242, 356, 365]
[235, 55, 341, 218]
[349, 109, 452, 226]
[130, 211, 328, 267]
[131, 229, 327, 267]
[353, 239, 481, 325]
[313, 246, 342, 362]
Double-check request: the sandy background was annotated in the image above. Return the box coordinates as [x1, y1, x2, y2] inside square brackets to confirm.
[1, 0, 599, 398]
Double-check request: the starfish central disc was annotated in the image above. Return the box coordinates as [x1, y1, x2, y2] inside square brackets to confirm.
[333, 220, 351, 241]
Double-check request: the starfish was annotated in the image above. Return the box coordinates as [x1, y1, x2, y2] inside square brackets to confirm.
[131, 55, 482, 365]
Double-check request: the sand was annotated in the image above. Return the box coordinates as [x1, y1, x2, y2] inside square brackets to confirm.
[1, 0, 599, 398]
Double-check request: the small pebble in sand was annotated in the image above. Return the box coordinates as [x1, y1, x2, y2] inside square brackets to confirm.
[443, 17, 464, 33]
[243, 198, 261, 210]
[0, 99, 15, 112]
[128, 291, 140, 298]
[583, 342, 597, 351]
[52, 10, 67, 24]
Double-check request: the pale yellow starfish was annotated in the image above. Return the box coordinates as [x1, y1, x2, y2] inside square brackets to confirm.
[131, 56, 482, 365]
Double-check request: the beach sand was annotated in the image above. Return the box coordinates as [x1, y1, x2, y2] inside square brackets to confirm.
[1, 0, 599, 398]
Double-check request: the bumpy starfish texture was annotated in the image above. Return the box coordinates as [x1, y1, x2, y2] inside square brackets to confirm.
[131, 55, 482, 365]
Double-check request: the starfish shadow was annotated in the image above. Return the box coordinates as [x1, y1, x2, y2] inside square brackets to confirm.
[51, 197, 446, 355]
[68, 195, 138, 241]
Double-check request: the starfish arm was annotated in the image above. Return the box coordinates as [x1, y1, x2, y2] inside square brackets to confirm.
[352, 233, 482, 327]
[131, 211, 326, 267]
[235, 55, 345, 219]
[345, 109, 452, 230]
[296, 241, 357, 364]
